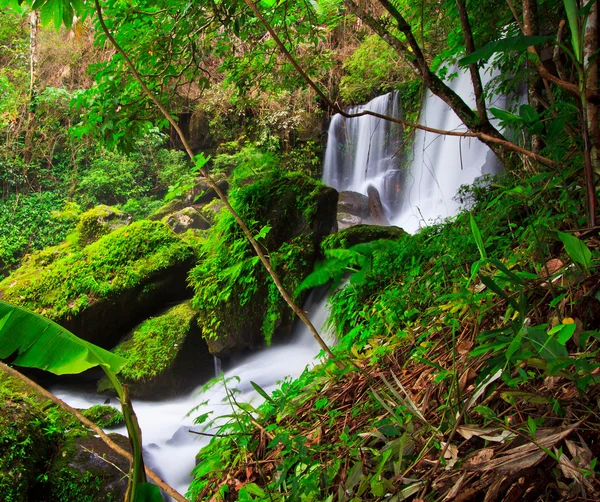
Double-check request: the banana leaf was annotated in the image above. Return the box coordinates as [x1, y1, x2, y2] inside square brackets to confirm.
[0, 300, 126, 375]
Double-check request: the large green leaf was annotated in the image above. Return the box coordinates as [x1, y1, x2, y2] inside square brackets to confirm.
[0, 300, 126, 375]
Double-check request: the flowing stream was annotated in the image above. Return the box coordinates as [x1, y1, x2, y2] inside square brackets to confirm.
[52, 292, 331, 498]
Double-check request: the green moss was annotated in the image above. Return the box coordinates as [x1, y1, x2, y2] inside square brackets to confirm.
[189, 169, 331, 348]
[81, 405, 124, 428]
[99, 302, 197, 390]
[0, 220, 194, 321]
[75, 205, 132, 247]
[322, 224, 406, 251]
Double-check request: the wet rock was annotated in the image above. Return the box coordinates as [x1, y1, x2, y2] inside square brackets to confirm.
[337, 212, 362, 230]
[381, 169, 405, 214]
[165, 207, 211, 234]
[338, 191, 370, 218]
[367, 185, 390, 226]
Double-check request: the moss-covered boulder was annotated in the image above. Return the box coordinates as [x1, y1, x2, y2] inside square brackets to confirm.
[0, 399, 54, 501]
[75, 205, 132, 247]
[0, 220, 196, 348]
[189, 170, 338, 356]
[323, 224, 406, 250]
[98, 301, 213, 398]
[149, 174, 229, 221]
[47, 433, 130, 502]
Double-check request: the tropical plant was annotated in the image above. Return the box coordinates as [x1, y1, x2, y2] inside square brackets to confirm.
[0, 300, 166, 502]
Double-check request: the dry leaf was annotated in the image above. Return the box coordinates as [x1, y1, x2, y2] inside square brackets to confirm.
[483, 474, 508, 502]
[458, 368, 477, 393]
[544, 258, 564, 277]
[444, 473, 467, 500]
[457, 425, 513, 443]
[464, 448, 495, 468]
[471, 424, 578, 475]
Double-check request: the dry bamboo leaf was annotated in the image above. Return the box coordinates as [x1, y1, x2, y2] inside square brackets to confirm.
[483, 474, 509, 502]
[464, 448, 495, 468]
[544, 258, 564, 277]
[557, 449, 594, 496]
[457, 425, 513, 442]
[472, 424, 578, 475]
[444, 473, 467, 500]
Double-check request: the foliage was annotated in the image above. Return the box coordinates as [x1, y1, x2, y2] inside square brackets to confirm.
[0, 192, 79, 275]
[340, 35, 406, 103]
[0, 220, 194, 321]
[189, 167, 329, 346]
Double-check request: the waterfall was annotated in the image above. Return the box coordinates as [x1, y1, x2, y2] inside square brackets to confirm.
[322, 92, 404, 213]
[51, 291, 332, 499]
[323, 67, 508, 232]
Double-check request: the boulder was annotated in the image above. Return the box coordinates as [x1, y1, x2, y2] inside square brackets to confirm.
[149, 174, 229, 221]
[337, 212, 362, 230]
[200, 199, 225, 225]
[48, 433, 131, 502]
[98, 301, 214, 399]
[367, 185, 390, 226]
[0, 220, 196, 349]
[75, 205, 132, 247]
[338, 191, 370, 218]
[323, 224, 406, 250]
[190, 171, 338, 357]
[165, 207, 211, 234]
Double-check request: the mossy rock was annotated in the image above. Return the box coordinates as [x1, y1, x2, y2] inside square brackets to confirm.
[0, 220, 196, 348]
[75, 205, 133, 247]
[0, 399, 54, 501]
[164, 206, 211, 234]
[190, 170, 338, 356]
[199, 199, 225, 225]
[81, 405, 124, 428]
[149, 175, 229, 221]
[98, 301, 213, 398]
[47, 433, 130, 502]
[322, 224, 406, 250]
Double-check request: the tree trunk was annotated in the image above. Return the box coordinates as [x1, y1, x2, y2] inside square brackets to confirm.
[24, 10, 39, 165]
[522, 0, 545, 153]
[584, 0, 599, 184]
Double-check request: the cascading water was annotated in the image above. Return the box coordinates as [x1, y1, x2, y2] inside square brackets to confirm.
[323, 67, 508, 231]
[322, 91, 405, 214]
[52, 291, 332, 499]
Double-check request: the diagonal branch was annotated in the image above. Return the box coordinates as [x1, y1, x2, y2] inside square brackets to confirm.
[0, 362, 189, 502]
[93, 0, 340, 365]
[244, 0, 555, 167]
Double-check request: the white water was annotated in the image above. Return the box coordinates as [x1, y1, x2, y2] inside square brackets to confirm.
[322, 91, 404, 213]
[51, 292, 332, 499]
[323, 67, 508, 232]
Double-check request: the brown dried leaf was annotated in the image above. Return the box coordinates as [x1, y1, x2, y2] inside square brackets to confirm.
[544, 258, 564, 277]
[458, 368, 477, 393]
[444, 473, 467, 500]
[484, 475, 509, 502]
[464, 448, 495, 468]
[472, 424, 578, 474]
